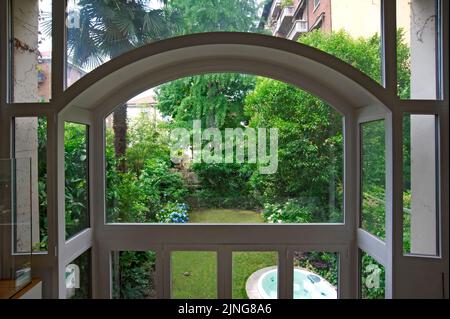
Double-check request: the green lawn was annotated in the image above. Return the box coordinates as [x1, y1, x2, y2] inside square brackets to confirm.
[171, 251, 217, 299]
[189, 208, 264, 223]
[232, 252, 278, 299]
[171, 250, 278, 299]
[171, 208, 276, 299]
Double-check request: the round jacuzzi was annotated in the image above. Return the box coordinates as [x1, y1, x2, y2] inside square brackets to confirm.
[246, 266, 337, 299]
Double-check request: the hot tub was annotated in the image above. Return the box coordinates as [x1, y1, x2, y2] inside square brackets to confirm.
[246, 266, 337, 299]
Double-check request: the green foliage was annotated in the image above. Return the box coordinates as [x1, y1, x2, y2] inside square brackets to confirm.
[192, 163, 258, 209]
[166, 0, 261, 35]
[67, 0, 176, 68]
[360, 120, 386, 239]
[113, 251, 156, 299]
[106, 114, 188, 223]
[64, 123, 89, 239]
[294, 252, 339, 287]
[245, 77, 343, 222]
[262, 200, 313, 224]
[126, 113, 170, 174]
[156, 73, 258, 210]
[402, 190, 411, 253]
[361, 120, 386, 188]
[397, 29, 412, 99]
[361, 253, 385, 299]
[140, 159, 188, 204]
[361, 187, 386, 240]
[281, 0, 294, 8]
[35, 117, 48, 251]
[107, 158, 188, 223]
[157, 73, 256, 129]
[299, 30, 382, 83]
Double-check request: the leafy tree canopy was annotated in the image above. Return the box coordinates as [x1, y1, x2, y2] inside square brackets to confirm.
[166, 0, 262, 35]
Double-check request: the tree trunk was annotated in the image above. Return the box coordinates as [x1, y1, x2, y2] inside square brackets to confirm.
[113, 104, 127, 172]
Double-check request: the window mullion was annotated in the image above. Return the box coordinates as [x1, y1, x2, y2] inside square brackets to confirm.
[52, 0, 66, 100]
[381, 0, 397, 96]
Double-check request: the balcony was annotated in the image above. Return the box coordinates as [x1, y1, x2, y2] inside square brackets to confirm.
[287, 20, 308, 41]
[268, 0, 282, 20]
[273, 6, 295, 36]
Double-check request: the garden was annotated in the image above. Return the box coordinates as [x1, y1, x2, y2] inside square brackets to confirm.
[46, 0, 414, 299]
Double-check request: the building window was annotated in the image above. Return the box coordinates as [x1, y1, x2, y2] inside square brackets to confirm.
[313, 0, 321, 11]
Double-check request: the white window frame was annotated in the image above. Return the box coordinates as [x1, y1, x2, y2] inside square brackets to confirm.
[313, 0, 321, 12]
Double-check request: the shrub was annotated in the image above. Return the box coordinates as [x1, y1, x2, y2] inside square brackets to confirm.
[262, 199, 313, 224]
[113, 251, 156, 299]
[361, 253, 385, 299]
[156, 202, 190, 223]
[294, 252, 338, 287]
[193, 163, 259, 209]
[140, 159, 188, 204]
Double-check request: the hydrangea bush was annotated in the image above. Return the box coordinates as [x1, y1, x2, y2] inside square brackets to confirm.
[157, 202, 190, 223]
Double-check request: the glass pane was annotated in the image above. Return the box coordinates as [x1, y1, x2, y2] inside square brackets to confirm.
[14, 117, 48, 252]
[10, 0, 52, 102]
[397, 0, 441, 99]
[360, 250, 385, 299]
[105, 74, 343, 224]
[171, 251, 217, 299]
[293, 251, 338, 299]
[0, 158, 33, 295]
[65, 122, 89, 239]
[296, 0, 382, 83]
[232, 251, 278, 299]
[403, 114, 439, 256]
[65, 249, 91, 299]
[65, 0, 263, 87]
[111, 251, 157, 299]
[65, 0, 381, 86]
[360, 120, 386, 240]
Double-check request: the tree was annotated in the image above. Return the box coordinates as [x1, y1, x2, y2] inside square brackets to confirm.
[165, 0, 261, 35]
[156, 73, 255, 129]
[67, 0, 176, 172]
[244, 77, 344, 222]
[243, 30, 412, 223]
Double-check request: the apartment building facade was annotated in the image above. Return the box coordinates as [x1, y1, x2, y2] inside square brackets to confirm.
[266, 0, 404, 40]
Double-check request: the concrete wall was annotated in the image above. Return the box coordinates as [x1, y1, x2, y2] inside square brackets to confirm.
[409, 0, 438, 100]
[410, 115, 437, 255]
[12, 0, 40, 250]
[331, 0, 381, 38]
[330, 0, 410, 39]
[308, 0, 332, 32]
[409, 0, 438, 255]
